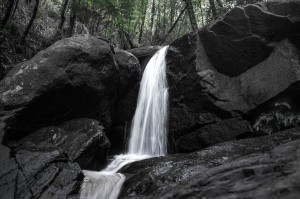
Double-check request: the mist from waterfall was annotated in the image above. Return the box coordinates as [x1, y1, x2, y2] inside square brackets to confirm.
[80, 46, 169, 199]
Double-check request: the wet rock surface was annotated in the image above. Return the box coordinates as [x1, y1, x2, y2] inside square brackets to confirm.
[18, 118, 110, 170]
[177, 118, 252, 152]
[0, 118, 110, 199]
[120, 129, 300, 198]
[127, 46, 161, 70]
[114, 49, 141, 97]
[110, 50, 141, 154]
[14, 145, 83, 199]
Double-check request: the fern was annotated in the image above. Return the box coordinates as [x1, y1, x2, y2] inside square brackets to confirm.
[253, 102, 300, 135]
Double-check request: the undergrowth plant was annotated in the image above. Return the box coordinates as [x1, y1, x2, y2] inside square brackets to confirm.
[253, 102, 300, 135]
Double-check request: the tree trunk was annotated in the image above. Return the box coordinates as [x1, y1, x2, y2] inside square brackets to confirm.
[199, 0, 204, 26]
[150, 0, 155, 34]
[138, 0, 148, 44]
[162, 0, 167, 34]
[183, 0, 198, 31]
[68, 0, 78, 37]
[20, 0, 39, 44]
[11, 0, 19, 20]
[160, 5, 187, 45]
[58, 0, 69, 30]
[208, 0, 218, 20]
[170, 0, 175, 25]
[124, 31, 134, 49]
[0, 0, 15, 29]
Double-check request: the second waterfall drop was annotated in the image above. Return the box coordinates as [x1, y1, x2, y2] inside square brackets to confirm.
[80, 46, 169, 199]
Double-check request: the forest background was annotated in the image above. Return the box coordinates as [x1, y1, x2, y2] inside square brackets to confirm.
[0, 0, 262, 78]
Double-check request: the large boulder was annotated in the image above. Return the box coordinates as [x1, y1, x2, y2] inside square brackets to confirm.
[0, 122, 19, 199]
[159, 139, 300, 199]
[14, 144, 83, 199]
[0, 118, 110, 198]
[114, 49, 141, 97]
[109, 50, 141, 154]
[120, 129, 300, 198]
[166, 31, 231, 152]
[0, 34, 119, 140]
[18, 118, 110, 170]
[200, 1, 299, 76]
[166, 0, 300, 152]
[127, 46, 161, 70]
[199, 39, 300, 114]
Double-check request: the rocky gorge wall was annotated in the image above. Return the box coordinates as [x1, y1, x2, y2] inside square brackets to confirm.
[166, 0, 300, 152]
[0, 0, 300, 198]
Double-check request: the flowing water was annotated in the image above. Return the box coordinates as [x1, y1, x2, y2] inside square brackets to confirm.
[80, 46, 169, 199]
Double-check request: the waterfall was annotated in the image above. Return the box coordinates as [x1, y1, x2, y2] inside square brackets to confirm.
[80, 46, 169, 199]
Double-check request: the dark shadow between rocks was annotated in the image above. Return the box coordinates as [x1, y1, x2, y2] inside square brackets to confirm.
[3, 85, 111, 141]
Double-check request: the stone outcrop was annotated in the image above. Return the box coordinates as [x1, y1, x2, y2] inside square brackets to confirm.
[0, 35, 119, 140]
[0, 118, 110, 198]
[127, 46, 161, 70]
[167, 0, 300, 152]
[0, 35, 140, 198]
[120, 129, 300, 198]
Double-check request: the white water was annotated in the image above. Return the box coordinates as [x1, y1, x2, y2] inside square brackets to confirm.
[80, 46, 169, 199]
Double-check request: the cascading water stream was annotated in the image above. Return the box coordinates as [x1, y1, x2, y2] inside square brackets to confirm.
[80, 46, 169, 199]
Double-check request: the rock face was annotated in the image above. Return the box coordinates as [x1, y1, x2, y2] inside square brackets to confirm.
[127, 46, 161, 70]
[0, 36, 141, 198]
[110, 49, 141, 154]
[201, 2, 298, 77]
[167, 0, 300, 152]
[199, 39, 300, 114]
[0, 34, 119, 140]
[19, 118, 110, 170]
[120, 129, 300, 198]
[177, 118, 252, 152]
[114, 49, 141, 97]
[14, 145, 83, 199]
[0, 118, 110, 199]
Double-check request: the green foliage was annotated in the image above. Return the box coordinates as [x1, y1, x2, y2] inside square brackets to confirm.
[253, 102, 300, 135]
[0, 0, 266, 51]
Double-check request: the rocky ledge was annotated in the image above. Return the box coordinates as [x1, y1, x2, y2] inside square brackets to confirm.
[120, 128, 300, 198]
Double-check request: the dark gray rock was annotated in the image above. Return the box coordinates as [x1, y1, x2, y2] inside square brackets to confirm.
[265, 0, 300, 49]
[120, 129, 300, 198]
[0, 34, 118, 140]
[110, 50, 141, 154]
[0, 122, 6, 143]
[199, 39, 300, 114]
[166, 31, 230, 152]
[115, 49, 141, 97]
[200, 1, 298, 76]
[166, 1, 300, 151]
[177, 118, 252, 152]
[127, 46, 161, 70]
[109, 85, 139, 155]
[113, 85, 140, 125]
[19, 118, 110, 170]
[199, 28, 273, 77]
[158, 140, 300, 199]
[14, 144, 83, 199]
[0, 118, 109, 198]
[0, 144, 18, 199]
[108, 124, 131, 155]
